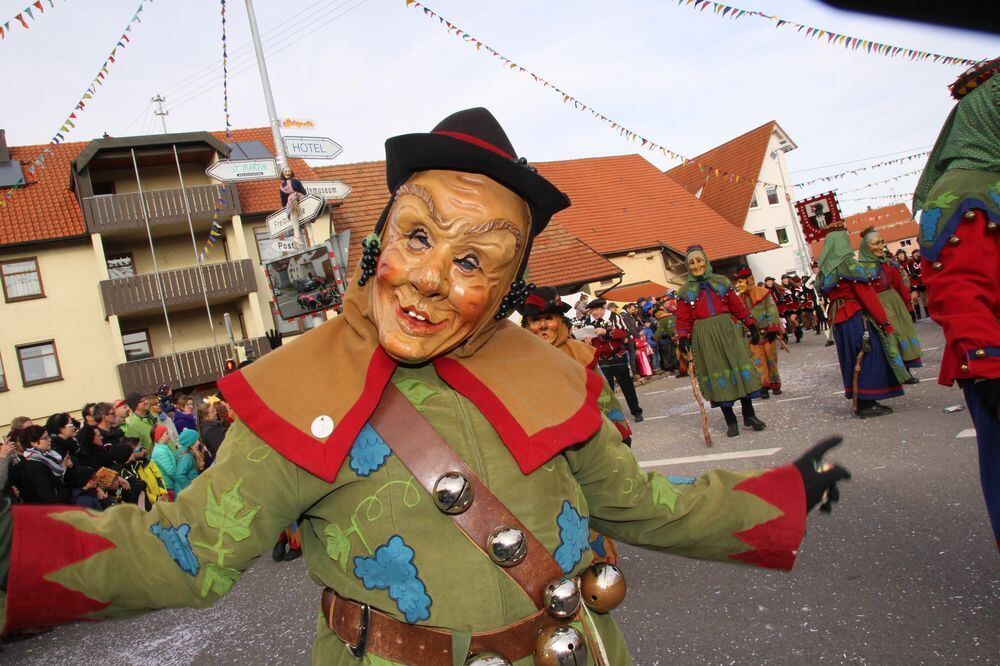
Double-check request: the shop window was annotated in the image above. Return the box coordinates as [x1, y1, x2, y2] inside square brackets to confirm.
[16, 340, 62, 386]
[1, 257, 44, 302]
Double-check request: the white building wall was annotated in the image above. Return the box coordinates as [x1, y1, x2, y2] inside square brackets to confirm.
[742, 131, 812, 280]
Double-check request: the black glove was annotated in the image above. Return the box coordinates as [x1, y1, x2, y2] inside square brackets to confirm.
[678, 337, 690, 357]
[974, 378, 1000, 420]
[766, 331, 778, 343]
[793, 436, 851, 513]
[265, 328, 283, 350]
[748, 324, 760, 345]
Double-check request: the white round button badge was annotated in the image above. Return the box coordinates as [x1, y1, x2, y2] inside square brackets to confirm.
[311, 415, 335, 439]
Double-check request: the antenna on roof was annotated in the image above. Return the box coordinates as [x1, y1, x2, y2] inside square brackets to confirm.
[152, 94, 169, 134]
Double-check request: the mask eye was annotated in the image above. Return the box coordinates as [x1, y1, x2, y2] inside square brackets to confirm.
[407, 228, 431, 251]
[455, 254, 480, 273]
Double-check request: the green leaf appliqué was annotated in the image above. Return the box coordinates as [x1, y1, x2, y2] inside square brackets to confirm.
[205, 479, 261, 543]
[650, 474, 682, 512]
[324, 523, 352, 572]
[200, 562, 240, 598]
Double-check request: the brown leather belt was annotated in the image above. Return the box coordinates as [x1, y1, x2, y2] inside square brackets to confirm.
[321, 588, 566, 665]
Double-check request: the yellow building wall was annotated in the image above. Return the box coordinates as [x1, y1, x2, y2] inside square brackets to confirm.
[120, 304, 248, 357]
[95, 163, 214, 194]
[0, 241, 121, 429]
[587, 249, 687, 297]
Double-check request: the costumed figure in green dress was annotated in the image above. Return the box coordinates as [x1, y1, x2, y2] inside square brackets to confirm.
[856, 227, 923, 384]
[676, 246, 765, 438]
[0, 108, 851, 665]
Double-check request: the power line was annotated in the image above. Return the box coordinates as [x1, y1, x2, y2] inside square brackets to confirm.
[165, 0, 369, 114]
[792, 146, 931, 173]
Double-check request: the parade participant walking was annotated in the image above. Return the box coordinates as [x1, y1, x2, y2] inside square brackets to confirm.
[908, 248, 928, 320]
[0, 108, 851, 664]
[582, 298, 645, 422]
[817, 226, 904, 418]
[792, 276, 817, 334]
[857, 227, 923, 384]
[781, 275, 805, 343]
[653, 306, 680, 374]
[913, 61, 1000, 552]
[732, 266, 783, 398]
[676, 246, 765, 437]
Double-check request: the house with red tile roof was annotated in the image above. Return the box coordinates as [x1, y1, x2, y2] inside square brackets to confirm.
[0, 127, 319, 425]
[667, 121, 811, 281]
[808, 203, 919, 257]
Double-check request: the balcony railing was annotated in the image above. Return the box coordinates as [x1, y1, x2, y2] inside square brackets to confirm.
[100, 259, 258, 318]
[117, 336, 271, 396]
[82, 184, 238, 234]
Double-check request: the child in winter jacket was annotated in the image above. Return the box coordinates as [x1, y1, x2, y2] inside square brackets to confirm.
[173, 429, 203, 496]
[150, 425, 177, 499]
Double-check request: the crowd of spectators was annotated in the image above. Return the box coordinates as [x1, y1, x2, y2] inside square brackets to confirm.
[1, 388, 231, 513]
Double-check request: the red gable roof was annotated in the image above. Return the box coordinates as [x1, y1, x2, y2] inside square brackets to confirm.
[808, 203, 918, 256]
[312, 161, 622, 289]
[602, 280, 670, 303]
[532, 154, 777, 260]
[666, 122, 777, 227]
[0, 127, 315, 248]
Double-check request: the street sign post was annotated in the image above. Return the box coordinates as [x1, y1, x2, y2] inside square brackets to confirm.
[206, 158, 279, 182]
[301, 180, 352, 200]
[283, 136, 343, 160]
[267, 194, 325, 239]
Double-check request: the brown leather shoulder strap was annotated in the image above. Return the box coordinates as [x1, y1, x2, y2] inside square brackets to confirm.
[369, 383, 565, 609]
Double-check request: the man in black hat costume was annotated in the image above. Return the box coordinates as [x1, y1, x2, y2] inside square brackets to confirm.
[0, 108, 851, 665]
[581, 299, 644, 422]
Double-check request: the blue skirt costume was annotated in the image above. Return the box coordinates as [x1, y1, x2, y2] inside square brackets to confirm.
[833, 311, 904, 401]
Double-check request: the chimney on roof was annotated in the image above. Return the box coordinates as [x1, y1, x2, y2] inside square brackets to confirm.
[0, 130, 9, 162]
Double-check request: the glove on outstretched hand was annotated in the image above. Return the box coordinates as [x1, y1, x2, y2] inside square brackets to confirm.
[793, 436, 851, 513]
[974, 378, 1000, 420]
[677, 337, 690, 358]
[266, 328, 283, 350]
[748, 324, 761, 346]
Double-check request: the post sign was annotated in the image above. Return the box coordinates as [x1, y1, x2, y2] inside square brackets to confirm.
[283, 136, 343, 160]
[205, 158, 279, 182]
[267, 194, 325, 239]
[301, 180, 352, 200]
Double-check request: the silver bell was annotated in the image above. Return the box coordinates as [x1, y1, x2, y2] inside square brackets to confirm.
[533, 625, 588, 666]
[543, 577, 582, 619]
[433, 472, 474, 515]
[464, 652, 512, 666]
[487, 526, 527, 567]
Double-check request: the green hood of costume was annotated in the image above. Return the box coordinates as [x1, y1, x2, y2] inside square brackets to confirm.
[817, 229, 870, 293]
[914, 75, 1000, 213]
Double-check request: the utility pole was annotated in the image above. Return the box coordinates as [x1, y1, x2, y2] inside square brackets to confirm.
[152, 94, 169, 134]
[244, 0, 288, 172]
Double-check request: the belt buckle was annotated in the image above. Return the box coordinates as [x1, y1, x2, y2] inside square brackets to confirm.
[347, 603, 370, 659]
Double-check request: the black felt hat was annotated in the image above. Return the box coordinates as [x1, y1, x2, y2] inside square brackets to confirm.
[586, 298, 607, 310]
[383, 108, 571, 236]
[517, 286, 572, 317]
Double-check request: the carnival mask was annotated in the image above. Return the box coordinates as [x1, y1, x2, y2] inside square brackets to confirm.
[526, 313, 562, 344]
[733, 277, 749, 294]
[687, 252, 707, 278]
[866, 232, 885, 256]
[372, 170, 530, 363]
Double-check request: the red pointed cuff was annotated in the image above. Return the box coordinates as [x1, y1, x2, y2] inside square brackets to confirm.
[4, 505, 115, 634]
[728, 465, 807, 571]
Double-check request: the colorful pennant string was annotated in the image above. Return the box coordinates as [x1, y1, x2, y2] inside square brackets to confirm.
[1, 0, 151, 207]
[0, 0, 62, 44]
[200, 0, 232, 261]
[838, 191, 914, 203]
[833, 168, 924, 195]
[670, 0, 981, 67]
[793, 150, 930, 189]
[403, 1, 784, 189]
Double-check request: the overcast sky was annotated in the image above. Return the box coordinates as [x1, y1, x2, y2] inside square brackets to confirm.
[2, 0, 997, 215]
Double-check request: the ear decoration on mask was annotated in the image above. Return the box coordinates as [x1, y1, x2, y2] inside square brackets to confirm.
[495, 278, 535, 321]
[357, 234, 381, 287]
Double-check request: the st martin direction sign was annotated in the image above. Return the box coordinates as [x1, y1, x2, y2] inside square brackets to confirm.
[206, 158, 279, 182]
[284, 136, 343, 160]
[301, 180, 352, 200]
[267, 194, 325, 239]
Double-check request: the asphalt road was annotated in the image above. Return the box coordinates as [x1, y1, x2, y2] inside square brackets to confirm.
[4, 319, 998, 665]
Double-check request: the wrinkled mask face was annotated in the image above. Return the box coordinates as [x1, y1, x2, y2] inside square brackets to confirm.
[733, 277, 750, 293]
[372, 170, 530, 363]
[687, 252, 707, 278]
[526, 313, 562, 345]
[865, 232, 885, 256]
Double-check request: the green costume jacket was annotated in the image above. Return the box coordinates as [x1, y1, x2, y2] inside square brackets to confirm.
[0, 286, 807, 665]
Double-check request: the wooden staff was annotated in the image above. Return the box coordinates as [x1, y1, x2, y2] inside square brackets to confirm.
[777, 336, 791, 354]
[685, 352, 713, 448]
